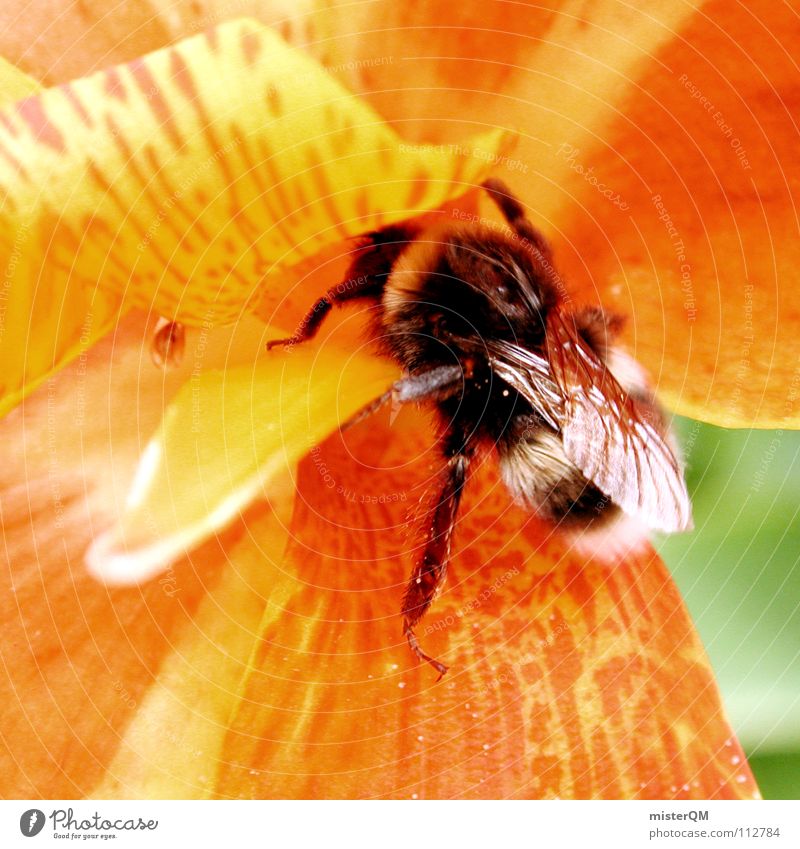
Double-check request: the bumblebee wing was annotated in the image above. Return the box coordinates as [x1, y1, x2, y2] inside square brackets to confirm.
[485, 340, 564, 430]
[544, 311, 692, 532]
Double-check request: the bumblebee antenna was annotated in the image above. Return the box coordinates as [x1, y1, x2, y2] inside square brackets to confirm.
[481, 177, 553, 262]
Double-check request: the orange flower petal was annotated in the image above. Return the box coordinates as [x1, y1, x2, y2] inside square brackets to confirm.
[315, 1, 699, 163]
[0, 1, 199, 84]
[523, 2, 800, 427]
[0, 499, 281, 798]
[0, 1, 321, 85]
[214, 413, 757, 799]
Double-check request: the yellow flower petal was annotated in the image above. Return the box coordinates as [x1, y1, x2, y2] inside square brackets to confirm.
[0, 66, 126, 419]
[86, 342, 397, 584]
[0, 18, 507, 420]
[0, 55, 40, 106]
[0, 55, 122, 421]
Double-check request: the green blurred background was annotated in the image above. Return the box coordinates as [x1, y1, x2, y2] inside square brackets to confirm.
[656, 419, 800, 799]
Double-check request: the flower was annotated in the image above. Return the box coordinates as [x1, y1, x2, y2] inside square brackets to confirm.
[3, 0, 796, 799]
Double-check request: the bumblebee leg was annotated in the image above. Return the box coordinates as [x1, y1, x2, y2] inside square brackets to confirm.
[339, 365, 464, 432]
[481, 177, 552, 261]
[266, 295, 334, 350]
[267, 222, 421, 351]
[402, 451, 470, 680]
[339, 386, 394, 432]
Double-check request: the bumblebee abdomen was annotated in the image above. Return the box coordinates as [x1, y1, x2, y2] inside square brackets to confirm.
[498, 427, 619, 527]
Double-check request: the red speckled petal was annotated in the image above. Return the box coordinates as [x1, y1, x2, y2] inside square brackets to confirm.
[0, 17, 506, 419]
[215, 411, 757, 799]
